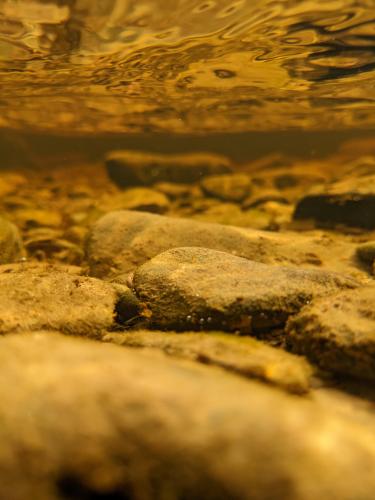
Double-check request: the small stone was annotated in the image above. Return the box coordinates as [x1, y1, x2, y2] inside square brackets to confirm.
[0, 263, 139, 337]
[0, 216, 23, 264]
[153, 182, 192, 199]
[14, 208, 63, 228]
[133, 247, 358, 333]
[105, 188, 170, 214]
[103, 330, 313, 394]
[294, 174, 375, 229]
[200, 173, 251, 202]
[286, 286, 375, 381]
[106, 150, 232, 186]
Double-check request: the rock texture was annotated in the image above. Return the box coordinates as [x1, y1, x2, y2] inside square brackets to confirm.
[286, 286, 375, 381]
[0, 263, 140, 337]
[103, 330, 313, 394]
[133, 247, 358, 333]
[86, 210, 363, 279]
[1, 332, 375, 500]
[106, 150, 232, 186]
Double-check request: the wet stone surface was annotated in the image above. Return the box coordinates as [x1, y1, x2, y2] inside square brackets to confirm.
[286, 286, 375, 381]
[1, 332, 375, 500]
[133, 247, 359, 333]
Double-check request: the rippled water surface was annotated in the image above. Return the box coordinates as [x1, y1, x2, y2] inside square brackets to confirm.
[0, 0, 374, 134]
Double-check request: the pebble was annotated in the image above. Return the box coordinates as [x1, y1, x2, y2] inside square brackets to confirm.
[133, 247, 358, 333]
[286, 286, 375, 381]
[106, 150, 232, 186]
[200, 173, 252, 202]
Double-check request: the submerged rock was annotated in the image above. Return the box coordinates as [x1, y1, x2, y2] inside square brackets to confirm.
[106, 150, 232, 186]
[286, 286, 375, 381]
[200, 173, 252, 202]
[294, 175, 375, 229]
[0, 263, 140, 337]
[104, 187, 170, 214]
[0, 216, 23, 263]
[0, 332, 374, 500]
[86, 210, 363, 279]
[103, 330, 313, 394]
[133, 247, 358, 333]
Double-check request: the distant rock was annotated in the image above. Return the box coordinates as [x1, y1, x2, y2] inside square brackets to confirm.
[0, 216, 23, 263]
[86, 210, 364, 279]
[294, 175, 375, 229]
[0, 263, 141, 336]
[286, 286, 375, 381]
[133, 247, 358, 333]
[103, 330, 313, 394]
[1, 332, 375, 500]
[104, 187, 170, 214]
[106, 150, 232, 186]
[200, 173, 252, 202]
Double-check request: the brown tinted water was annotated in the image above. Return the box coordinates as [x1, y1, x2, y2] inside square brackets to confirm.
[1, 3, 375, 499]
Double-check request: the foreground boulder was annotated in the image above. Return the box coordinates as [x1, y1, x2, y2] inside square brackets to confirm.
[106, 150, 232, 186]
[86, 210, 362, 278]
[286, 286, 375, 380]
[0, 263, 140, 336]
[0, 216, 23, 263]
[103, 330, 313, 394]
[1, 332, 375, 500]
[133, 247, 358, 333]
[294, 174, 375, 229]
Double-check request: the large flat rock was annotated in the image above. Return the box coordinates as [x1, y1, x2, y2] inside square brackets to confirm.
[133, 247, 358, 333]
[1, 332, 375, 500]
[0, 263, 140, 337]
[286, 286, 375, 380]
[86, 210, 363, 279]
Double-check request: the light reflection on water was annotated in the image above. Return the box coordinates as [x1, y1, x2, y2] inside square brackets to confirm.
[0, 0, 374, 134]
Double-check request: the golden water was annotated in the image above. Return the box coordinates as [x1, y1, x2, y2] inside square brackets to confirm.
[1, 0, 374, 139]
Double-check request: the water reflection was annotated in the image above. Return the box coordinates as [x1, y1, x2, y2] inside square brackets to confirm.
[0, 0, 374, 134]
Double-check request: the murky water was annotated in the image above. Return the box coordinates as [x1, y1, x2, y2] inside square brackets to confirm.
[0, 0, 374, 138]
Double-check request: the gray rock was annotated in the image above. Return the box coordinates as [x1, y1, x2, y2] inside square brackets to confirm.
[106, 150, 232, 186]
[86, 210, 363, 279]
[103, 330, 313, 394]
[133, 247, 358, 333]
[286, 286, 375, 381]
[1, 332, 375, 500]
[294, 174, 375, 229]
[200, 173, 252, 202]
[0, 263, 140, 337]
[0, 216, 23, 263]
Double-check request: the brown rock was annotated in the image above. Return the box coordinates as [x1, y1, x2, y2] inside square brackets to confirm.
[0, 263, 140, 337]
[200, 173, 252, 202]
[286, 286, 375, 381]
[103, 330, 313, 394]
[0, 216, 23, 263]
[86, 210, 364, 279]
[0, 332, 374, 500]
[106, 150, 232, 186]
[133, 247, 358, 333]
